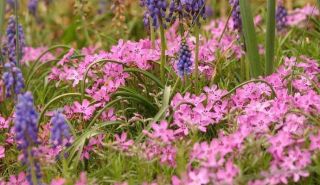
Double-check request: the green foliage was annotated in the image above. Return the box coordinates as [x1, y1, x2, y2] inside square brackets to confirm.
[239, 0, 262, 78]
[265, 0, 276, 75]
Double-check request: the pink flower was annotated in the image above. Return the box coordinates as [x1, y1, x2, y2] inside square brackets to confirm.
[309, 132, 320, 151]
[268, 131, 294, 159]
[188, 168, 209, 185]
[66, 68, 83, 87]
[145, 121, 175, 143]
[73, 99, 96, 120]
[0, 146, 5, 159]
[50, 178, 66, 185]
[58, 48, 75, 65]
[114, 132, 134, 151]
[216, 160, 239, 184]
[0, 116, 9, 129]
[8, 172, 28, 185]
[75, 172, 88, 185]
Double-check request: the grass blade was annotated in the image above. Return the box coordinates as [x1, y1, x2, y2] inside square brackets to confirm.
[0, 0, 5, 66]
[239, 0, 262, 78]
[0, 0, 5, 40]
[265, 0, 276, 75]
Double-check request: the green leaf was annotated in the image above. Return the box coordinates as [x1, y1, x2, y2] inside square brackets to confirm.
[265, 0, 276, 75]
[112, 90, 157, 113]
[0, 0, 5, 41]
[239, 0, 262, 78]
[124, 68, 164, 89]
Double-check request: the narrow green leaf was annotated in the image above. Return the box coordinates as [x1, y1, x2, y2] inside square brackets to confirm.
[239, 0, 262, 77]
[0, 0, 5, 40]
[112, 90, 157, 113]
[0, 0, 5, 65]
[124, 68, 164, 89]
[265, 0, 276, 75]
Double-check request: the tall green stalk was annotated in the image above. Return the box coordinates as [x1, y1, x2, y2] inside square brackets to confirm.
[194, 26, 200, 93]
[265, 0, 276, 75]
[150, 18, 155, 49]
[239, 0, 262, 78]
[0, 0, 5, 41]
[14, 0, 20, 67]
[159, 18, 166, 83]
[0, 0, 5, 66]
[28, 148, 39, 185]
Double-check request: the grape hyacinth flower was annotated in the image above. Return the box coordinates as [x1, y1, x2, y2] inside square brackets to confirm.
[177, 41, 192, 77]
[2, 61, 25, 97]
[6, 16, 26, 63]
[50, 110, 72, 148]
[140, 0, 168, 29]
[276, 5, 288, 31]
[14, 92, 42, 185]
[6, 0, 16, 9]
[2, 16, 26, 97]
[28, 0, 38, 16]
[167, 0, 206, 26]
[98, 0, 108, 14]
[229, 0, 242, 32]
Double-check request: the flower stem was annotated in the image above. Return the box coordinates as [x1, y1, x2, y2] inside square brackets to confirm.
[27, 148, 38, 185]
[159, 18, 166, 83]
[194, 26, 200, 93]
[14, 0, 20, 67]
[150, 18, 155, 49]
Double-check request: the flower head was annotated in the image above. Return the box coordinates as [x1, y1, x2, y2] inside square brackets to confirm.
[177, 41, 192, 77]
[276, 5, 288, 31]
[14, 92, 42, 185]
[50, 110, 72, 148]
[229, 0, 242, 32]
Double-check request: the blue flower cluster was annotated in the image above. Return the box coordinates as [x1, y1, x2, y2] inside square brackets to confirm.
[6, 0, 16, 9]
[2, 16, 26, 97]
[3, 62, 25, 97]
[177, 41, 192, 77]
[28, 0, 38, 16]
[140, 0, 168, 29]
[276, 5, 288, 31]
[14, 92, 42, 185]
[6, 16, 26, 63]
[98, 0, 108, 14]
[167, 0, 206, 26]
[50, 110, 71, 148]
[229, 0, 242, 32]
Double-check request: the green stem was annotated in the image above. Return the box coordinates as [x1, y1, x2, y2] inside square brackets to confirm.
[62, 152, 70, 178]
[265, 0, 276, 75]
[159, 18, 166, 84]
[14, 0, 20, 67]
[194, 26, 200, 94]
[38, 93, 91, 127]
[27, 148, 39, 185]
[212, 79, 277, 106]
[81, 59, 125, 100]
[28, 45, 76, 80]
[0, 0, 5, 66]
[87, 97, 124, 128]
[0, 0, 5, 43]
[150, 18, 155, 49]
[26, 59, 59, 89]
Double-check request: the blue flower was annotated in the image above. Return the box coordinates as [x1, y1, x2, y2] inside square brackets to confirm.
[229, 0, 242, 32]
[276, 5, 288, 31]
[167, 0, 206, 26]
[28, 0, 38, 16]
[50, 110, 72, 148]
[140, 0, 168, 29]
[6, 16, 26, 64]
[14, 92, 42, 185]
[177, 41, 192, 77]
